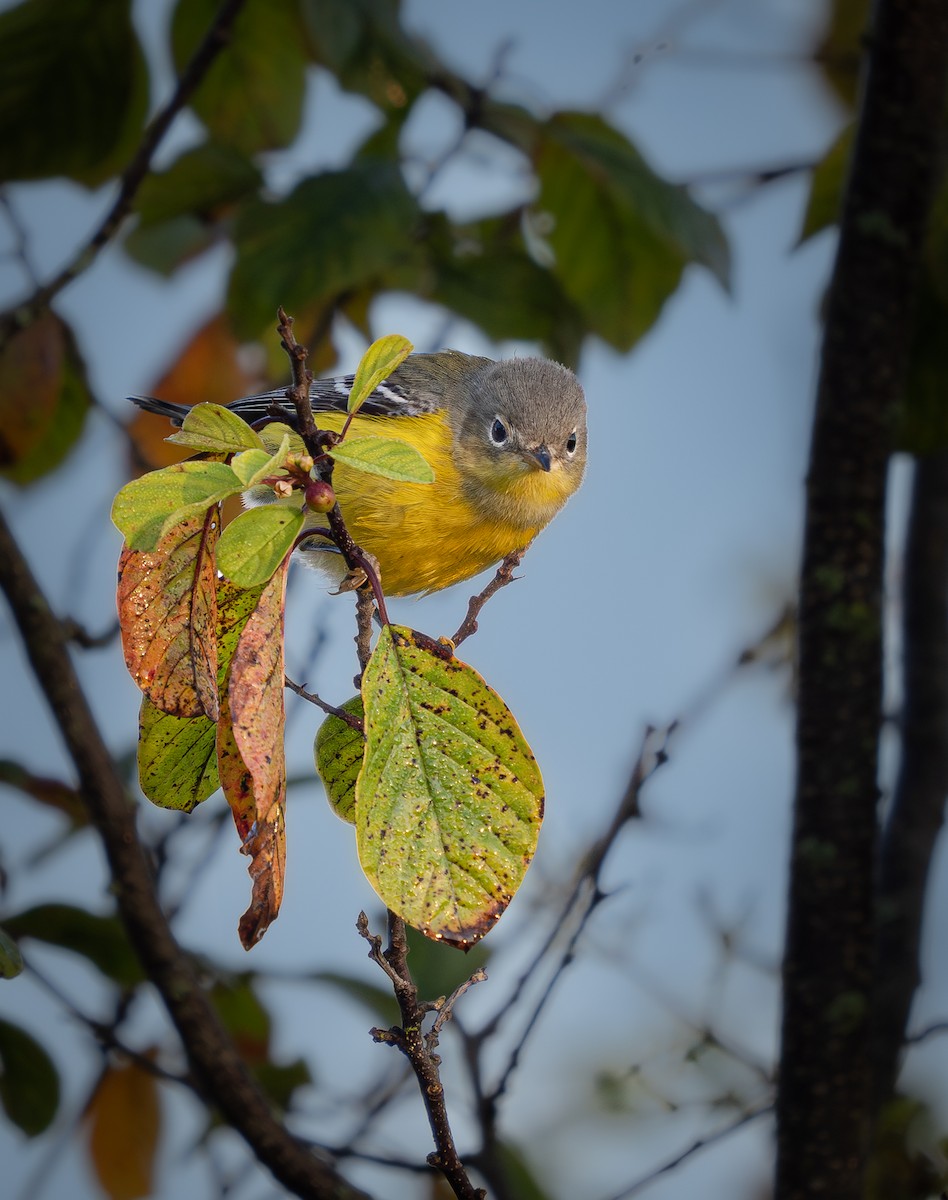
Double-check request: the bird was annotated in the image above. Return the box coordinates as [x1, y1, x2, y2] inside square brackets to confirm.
[131, 349, 587, 597]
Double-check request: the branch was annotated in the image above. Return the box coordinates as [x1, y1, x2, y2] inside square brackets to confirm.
[0, 0, 249, 348]
[0, 507, 369, 1200]
[451, 550, 525, 648]
[776, 2, 948, 1197]
[358, 913, 486, 1200]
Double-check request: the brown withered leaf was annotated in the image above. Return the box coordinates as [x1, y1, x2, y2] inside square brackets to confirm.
[217, 559, 290, 948]
[117, 509, 220, 719]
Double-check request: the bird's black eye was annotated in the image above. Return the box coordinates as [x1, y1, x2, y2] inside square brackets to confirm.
[490, 417, 509, 446]
[565, 430, 578, 455]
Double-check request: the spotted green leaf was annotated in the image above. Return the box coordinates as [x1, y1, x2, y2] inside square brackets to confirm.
[357, 625, 544, 948]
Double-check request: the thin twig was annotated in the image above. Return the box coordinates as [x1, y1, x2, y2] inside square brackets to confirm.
[451, 549, 525, 648]
[285, 675, 364, 731]
[357, 912, 485, 1200]
[598, 1103, 773, 1200]
[0, 0, 249, 348]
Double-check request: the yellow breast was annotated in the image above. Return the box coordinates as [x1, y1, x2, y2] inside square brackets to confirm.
[312, 410, 570, 596]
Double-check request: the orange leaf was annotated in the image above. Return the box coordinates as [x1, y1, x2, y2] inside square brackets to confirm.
[217, 560, 290, 947]
[117, 509, 220, 719]
[86, 1057, 161, 1200]
[127, 313, 265, 470]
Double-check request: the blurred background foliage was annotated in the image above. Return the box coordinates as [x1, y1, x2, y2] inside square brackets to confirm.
[2, 0, 948, 1197]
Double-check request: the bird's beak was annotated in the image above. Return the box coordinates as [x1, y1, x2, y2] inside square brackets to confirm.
[524, 445, 552, 472]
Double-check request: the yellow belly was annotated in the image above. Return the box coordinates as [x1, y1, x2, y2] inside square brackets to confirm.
[327, 412, 543, 596]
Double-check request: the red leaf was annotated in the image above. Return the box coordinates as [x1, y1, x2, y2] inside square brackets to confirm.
[217, 559, 290, 947]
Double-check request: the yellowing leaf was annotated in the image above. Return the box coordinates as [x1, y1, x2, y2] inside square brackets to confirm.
[330, 435, 434, 483]
[86, 1057, 161, 1200]
[217, 505, 305, 587]
[218, 564, 290, 947]
[112, 460, 242, 551]
[117, 510, 220, 719]
[347, 333, 413, 414]
[357, 625, 544, 948]
[165, 401, 265, 453]
[315, 697, 365, 823]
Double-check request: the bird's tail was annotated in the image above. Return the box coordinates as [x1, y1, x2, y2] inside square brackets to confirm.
[128, 395, 190, 426]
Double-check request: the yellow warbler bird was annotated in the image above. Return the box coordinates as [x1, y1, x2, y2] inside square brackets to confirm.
[132, 350, 587, 597]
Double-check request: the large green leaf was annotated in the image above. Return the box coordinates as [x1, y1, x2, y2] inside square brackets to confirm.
[534, 111, 730, 351]
[0, 1019, 59, 1136]
[171, 0, 307, 155]
[428, 214, 585, 365]
[357, 625, 544, 948]
[228, 163, 421, 338]
[0, 0, 148, 186]
[3, 904, 144, 988]
[111, 460, 242, 551]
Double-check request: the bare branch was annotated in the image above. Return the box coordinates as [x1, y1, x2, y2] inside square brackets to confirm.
[358, 912, 485, 1200]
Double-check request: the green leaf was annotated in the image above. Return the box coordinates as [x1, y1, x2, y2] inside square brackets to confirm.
[137, 700, 219, 811]
[0, 927, 23, 980]
[357, 625, 544, 948]
[300, 0, 435, 112]
[134, 141, 263, 227]
[330, 435, 434, 483]
[228, 163, 421, 339]
[171, 0, 307, 155]
[800, 125, 853, 243]
[217, 506, 305, 587]
[111, 460, 242, 551]
[427, 214, 585, 365]
[0, 0, 148, 186]
[534, 111, 730, 351]
[166, 402, 265, 454]
[231, 434, 291, 488]
[123, 214, 217, 277]
[347, 334, 413, 414]
[315, 697, 365, 823]
[3, 904, 144, 988]
[0, 1019, 59, 1136]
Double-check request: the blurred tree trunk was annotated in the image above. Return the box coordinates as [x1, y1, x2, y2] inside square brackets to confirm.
[776, 2, 948, 1198]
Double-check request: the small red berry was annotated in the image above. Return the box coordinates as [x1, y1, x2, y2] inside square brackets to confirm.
[304, 480, 336, 513]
